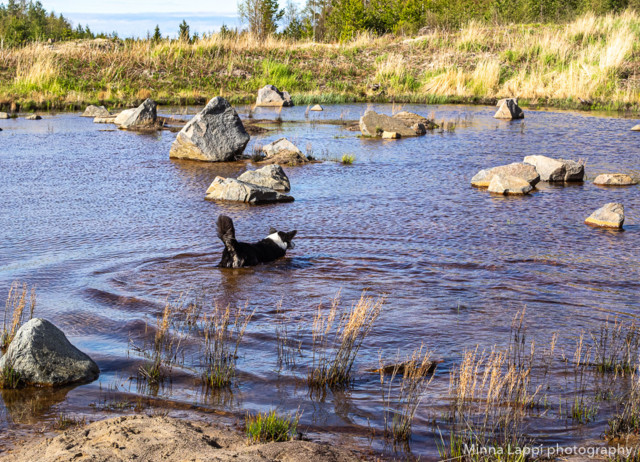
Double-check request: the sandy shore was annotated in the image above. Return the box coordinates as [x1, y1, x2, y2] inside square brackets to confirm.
[0, 414, 362, 462]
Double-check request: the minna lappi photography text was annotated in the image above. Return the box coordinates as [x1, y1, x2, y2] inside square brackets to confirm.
[464, 444, 636, 459]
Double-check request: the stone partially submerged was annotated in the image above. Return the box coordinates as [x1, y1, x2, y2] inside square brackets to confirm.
[116, 98, 157, 130]
[170, 97, 250, 162]
[82, 105, 110, 118]
[237, 164, 291, 191]
[310, 104, 323, 111]
[631, 124, 640, 131]
[25, 114, 42, 120]
[494, 98, 524, 120]
[0, 112, 9, 119]
[585, 203, 625, 229]
[488, 174, 533, 195]
[524, 155, 584, 182]
[205, 177, 294, 204]
[593, 173, 638, 186]
[471, 163, 539, 188]
[256, 85, 293, 107]
[0, 318, 99, 387]
[359, 110, 428, 137]
[261, 138, 309, 166]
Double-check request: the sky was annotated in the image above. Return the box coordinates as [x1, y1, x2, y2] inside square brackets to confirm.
[40, 1, 243, 37]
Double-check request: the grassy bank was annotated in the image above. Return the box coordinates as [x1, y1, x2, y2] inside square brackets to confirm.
[0, 11, 639, 112]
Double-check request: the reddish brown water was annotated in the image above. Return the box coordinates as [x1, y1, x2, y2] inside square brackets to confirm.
[1, 104, 639, 459]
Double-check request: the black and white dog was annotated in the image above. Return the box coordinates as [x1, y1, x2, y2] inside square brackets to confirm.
[216, 215, 297, 268]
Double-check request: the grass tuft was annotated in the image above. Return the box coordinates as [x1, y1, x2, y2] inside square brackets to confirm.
[245, 410, 299, 443]
[2, 281, 36, 353]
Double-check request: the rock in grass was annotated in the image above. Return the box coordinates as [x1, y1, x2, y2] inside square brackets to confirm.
[488, 174, 533, 195]
[205, 177, 294, 204]
[237, 164, 291, 191]
[170, 97, 250, 162]
[593, 173, 638, 186]
[471, 163, 539, 188]
[359, 110, 426, 137]
[523, 155, 584, 182]
[631, 124, 640, 131]
[256, 85, 293, 107]
[585, 203, 625, 229]
[0, 112, 9, 119]
[82, 105, 110, 118]
[494, 98, 524, 120]
[25, 114, 42, 120]
[117, 98, 157, 130]
[0, 318, 99, 387]
[310, 104, 323, 111]
[261, 138, 309, 166]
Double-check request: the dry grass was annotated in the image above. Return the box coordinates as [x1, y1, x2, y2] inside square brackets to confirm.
[1, 281, 36, 353]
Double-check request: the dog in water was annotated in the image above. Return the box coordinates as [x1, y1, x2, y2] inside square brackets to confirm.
[216, 215, 297, 268]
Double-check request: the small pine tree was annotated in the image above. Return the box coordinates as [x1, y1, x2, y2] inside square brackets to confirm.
[178, 19, 190, 42]
[152, 24, 161, 42]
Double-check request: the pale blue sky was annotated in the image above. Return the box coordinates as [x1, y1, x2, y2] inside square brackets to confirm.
[45, 0, 237, 14]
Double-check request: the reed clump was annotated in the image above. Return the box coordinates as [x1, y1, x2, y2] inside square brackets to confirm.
[1, 281, 36, 353]
[308, 292, 384, 390]
[245, 410, 300, 443]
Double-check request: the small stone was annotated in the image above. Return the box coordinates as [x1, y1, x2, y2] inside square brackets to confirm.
[585, 203, 625, 229]
[494, 98, 524, 120]
[256, 85, 293, 107]
[382, 131, 400, 139]
[82, 105, 110, 118]
[593, 173, 638, 186]
[488, 174, 533, 195]
[237, 164, 291, 191]
[261, 138, 309, 166]
[471, 163, 539, 188]
[310, 105, 323, 111]
[25, 114, 42, 120]
[0, 112, 9, 119]
[631, 124, 640, 131]
[205, 177, 294, 204]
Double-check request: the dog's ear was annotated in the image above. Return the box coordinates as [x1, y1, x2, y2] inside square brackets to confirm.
[287, 230, 297, 240]
[269, 227, 277, 234]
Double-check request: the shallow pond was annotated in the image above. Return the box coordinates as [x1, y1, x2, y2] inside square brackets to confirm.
[1, 103, 639, 459]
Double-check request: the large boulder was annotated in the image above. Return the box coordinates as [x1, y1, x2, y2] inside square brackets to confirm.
[0, 318, 99, 387]
[631, 124, 640, 131]
[205, 177, 294, 204]
[471, 162, 539, 188]
[237, 164, 291, 191]
[523, 155, 584, 182]
[170, 97, 250, 162]
[117, 98, 157, 129]
[585, 203, 625, 229]
[261, 138, 309, 166]
[360, 110, 426, 137]
[488, 174, 533, 195]
[82, 105, 110, 118]
[494, 98, 524, 120]
[0, 112, 9, 119]
[256, 85, 293, 107]
[594, 173, 638, 186]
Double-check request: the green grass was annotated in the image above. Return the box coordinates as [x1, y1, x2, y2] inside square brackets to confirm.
[0, 362, 23, 389]
[245, 410, 299, 443]
[341, 154, 355, 165]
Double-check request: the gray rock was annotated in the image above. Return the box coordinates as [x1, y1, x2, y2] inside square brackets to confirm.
[593, 173, 638, 186]
[117, 98, 157, 129]
[488, 174, 533, 195]
[494, 98, 524, 120]
[261, 138, 309, 166]
[310, 104, 323, 111]
[170, 97, 250, 162]
[237, 164, 291, 191]
[524, 155, 584, 182]
[0, 112, 9, 119]
[82, 105, 110, 118]
[256, 85, 293, 107]
[359, 110, 425, 137]
[585, 203, 624, 229]
[471, 162, 539, 188]
[631, 124, 640, 131]
[392, 111, 438, 130]
[113, 109, 136, 125]
[0, 318, 99, 387]
[205, 177, 294, 204]
[25, 114, 42, 120]
[94, 116, 117, 124]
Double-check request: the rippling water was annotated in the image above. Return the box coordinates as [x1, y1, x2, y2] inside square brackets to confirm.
[1, 104, 639, 458]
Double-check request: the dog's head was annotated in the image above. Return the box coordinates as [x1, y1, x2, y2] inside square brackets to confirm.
[268, 227, 297, 250]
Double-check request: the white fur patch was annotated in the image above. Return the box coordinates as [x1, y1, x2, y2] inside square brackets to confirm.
[267, 232, 287, 250]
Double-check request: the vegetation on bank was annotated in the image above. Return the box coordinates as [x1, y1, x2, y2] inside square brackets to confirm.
[0, 11, 639, 112]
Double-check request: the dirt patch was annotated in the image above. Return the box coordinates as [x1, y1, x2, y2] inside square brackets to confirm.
[1, 415, 361, 462]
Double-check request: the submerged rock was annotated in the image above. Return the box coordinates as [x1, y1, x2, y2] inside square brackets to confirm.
[261, 138, 309, 166]
[117, 98, 157, 130]
[170, 97, 250, 162]
[494, 98, 524, 120]
[82, 105, 110, 118]
[25, 114, 42, 120]
[0, 318, 99, 387]
[585, 203, 625, 229]
[256, 85, 293, 107]
[205, 177, 294, 204]
[359, 110, 426, 137]
[593, 173, 638, 186]
[523, 155, 584, 182]
[310, 104, 323, 111]
[471, 163, 539, 188]
[237, 164, 291, 191]
[488, 174, 533, 195]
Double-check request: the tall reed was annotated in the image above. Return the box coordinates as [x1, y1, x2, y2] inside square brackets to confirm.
[1, 281, 36, 353]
